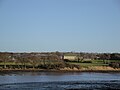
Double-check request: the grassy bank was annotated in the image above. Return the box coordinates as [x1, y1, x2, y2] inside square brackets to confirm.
[0, 65, 120, 72]
[0, 67, 120, 72]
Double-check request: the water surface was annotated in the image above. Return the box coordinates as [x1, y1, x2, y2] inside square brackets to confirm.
[0, 72, 120, 89]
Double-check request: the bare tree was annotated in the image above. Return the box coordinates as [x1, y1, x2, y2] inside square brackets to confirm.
[0, 53, 11, 69]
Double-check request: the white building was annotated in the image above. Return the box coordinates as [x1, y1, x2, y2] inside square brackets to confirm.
[64, 55, 77, 60]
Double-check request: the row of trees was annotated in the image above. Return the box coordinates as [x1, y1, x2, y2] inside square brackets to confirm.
[63, 52, 120, 60]
[0, 52, 64, 69]
[0, 52, 79, 70]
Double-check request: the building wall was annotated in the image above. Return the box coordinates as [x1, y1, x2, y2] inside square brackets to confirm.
[64, 55, 77, 60]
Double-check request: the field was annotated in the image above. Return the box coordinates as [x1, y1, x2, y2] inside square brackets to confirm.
[68, 59, 120, 67]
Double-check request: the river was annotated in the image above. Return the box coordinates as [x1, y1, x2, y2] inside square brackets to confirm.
[0, 71, 120, 90]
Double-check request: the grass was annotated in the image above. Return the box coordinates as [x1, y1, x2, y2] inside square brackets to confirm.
[67, 59, 120, 67]
[68, 62, 108, 67]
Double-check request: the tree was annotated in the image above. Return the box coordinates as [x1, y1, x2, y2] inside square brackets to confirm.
[14, 53, 29, 69]
[110, 53, 120, 60]
[27, 55, 40, 69]
[0, 53, 11, 69]
[99, 53, 110, 64]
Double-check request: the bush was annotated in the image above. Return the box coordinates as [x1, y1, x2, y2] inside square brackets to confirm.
[82, 61, 92, 63]
[109, 62, 120, 68]
[64, 63, 80, 69]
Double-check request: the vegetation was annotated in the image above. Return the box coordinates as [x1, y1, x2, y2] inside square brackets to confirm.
[0, 52, 120, 70]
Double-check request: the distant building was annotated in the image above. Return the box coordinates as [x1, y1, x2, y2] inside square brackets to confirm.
[63, 55, 77, 60]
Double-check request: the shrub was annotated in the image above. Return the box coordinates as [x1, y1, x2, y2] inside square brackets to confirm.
[64, 63, 80, 69]
[82, 61, 92, 63]
[109, 62, 120, 68]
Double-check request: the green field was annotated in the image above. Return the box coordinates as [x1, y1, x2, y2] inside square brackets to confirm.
[68, 59, 120, 67]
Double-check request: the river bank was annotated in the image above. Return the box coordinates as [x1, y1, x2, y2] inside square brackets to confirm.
[0, 66, 120, 72]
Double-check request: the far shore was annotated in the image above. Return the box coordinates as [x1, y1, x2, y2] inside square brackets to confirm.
[0, 66, 120, 73]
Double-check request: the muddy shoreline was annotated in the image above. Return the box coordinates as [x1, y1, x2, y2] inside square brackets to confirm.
[0, 69, 120, 73]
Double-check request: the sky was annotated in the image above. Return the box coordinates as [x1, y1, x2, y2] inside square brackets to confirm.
[0, 0, 120, 53]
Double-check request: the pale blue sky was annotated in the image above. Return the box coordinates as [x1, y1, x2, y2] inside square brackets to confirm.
[0, 0, 120, 52]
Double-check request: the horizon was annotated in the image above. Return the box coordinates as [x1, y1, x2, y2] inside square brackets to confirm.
[0, 0, 120, 53]
[0, 51, 119, 53]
